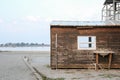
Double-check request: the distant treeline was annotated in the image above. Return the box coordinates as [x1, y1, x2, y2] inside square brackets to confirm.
[0, 42, 50, 47]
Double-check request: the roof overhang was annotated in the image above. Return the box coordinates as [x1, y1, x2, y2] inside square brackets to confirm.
[51, 20, 120, 27]
[104, 0, 120, 5]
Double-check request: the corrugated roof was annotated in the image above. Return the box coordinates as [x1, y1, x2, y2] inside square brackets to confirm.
[51, 20, 120, 26]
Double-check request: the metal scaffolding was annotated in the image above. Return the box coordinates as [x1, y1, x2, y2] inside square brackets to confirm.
[102, 0, 120, 21]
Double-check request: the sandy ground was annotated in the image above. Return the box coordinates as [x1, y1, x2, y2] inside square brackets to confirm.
[0, 51, 120, 80]
[30, 51, 120, 80]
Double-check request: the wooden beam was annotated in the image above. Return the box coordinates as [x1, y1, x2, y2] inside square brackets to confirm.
[108, 53, 112, 69]
[51, 64, 120, 69]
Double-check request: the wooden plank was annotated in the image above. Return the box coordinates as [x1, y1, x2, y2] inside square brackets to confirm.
[51, 64, 120, 69]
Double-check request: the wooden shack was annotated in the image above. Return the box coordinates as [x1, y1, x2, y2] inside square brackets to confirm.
[50, 21, 120, 69]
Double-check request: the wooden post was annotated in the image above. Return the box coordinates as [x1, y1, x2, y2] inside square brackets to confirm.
[108, 53, 112, 69]
[96, 53, 99, 70]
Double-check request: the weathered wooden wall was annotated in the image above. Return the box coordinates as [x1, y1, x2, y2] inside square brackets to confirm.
[51, 26, 120, 69]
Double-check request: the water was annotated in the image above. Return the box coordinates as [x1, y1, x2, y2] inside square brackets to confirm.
[0, 47, 50, 51]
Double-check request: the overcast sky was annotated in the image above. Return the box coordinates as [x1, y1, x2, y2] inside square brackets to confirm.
[0, 0, 105, 44]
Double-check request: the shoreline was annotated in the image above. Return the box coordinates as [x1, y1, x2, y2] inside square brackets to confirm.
[0, 50, 50, 52]
[0, 47, 50, 52]
[0, 51, 50, 55]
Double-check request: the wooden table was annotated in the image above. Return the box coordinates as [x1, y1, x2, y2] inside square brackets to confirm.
[93, 50, 114, 70]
